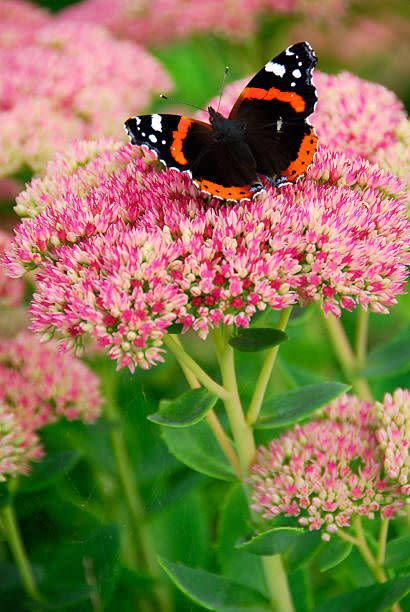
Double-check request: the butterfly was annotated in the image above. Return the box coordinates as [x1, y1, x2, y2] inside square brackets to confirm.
[125, 41, 318, 202]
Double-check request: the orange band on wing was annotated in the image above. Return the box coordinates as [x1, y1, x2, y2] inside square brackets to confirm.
[193, 179, 256, 201]
[240, 86, 306, 113]
[284, 128, 318, 180]
[170, 117, 191, 165]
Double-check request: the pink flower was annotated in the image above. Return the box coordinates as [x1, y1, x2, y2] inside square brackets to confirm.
[249, 393, 409, 538]
[4, 134, 409, 370]
[0, 331, 102, 430]
[376, 389, 410, 486]
[0, 403, 43, 481]
[0, 18, 171, 177]
[60, 0, 346, 46]
[0, 231, 24, 308]
[312, 71, 407, 163]
[0, 0, 49, 49]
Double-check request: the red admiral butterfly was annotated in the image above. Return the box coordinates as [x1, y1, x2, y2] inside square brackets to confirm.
[125, 41, 318, 202]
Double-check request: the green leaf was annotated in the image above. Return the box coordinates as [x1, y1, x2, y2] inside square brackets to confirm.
[318, 538, 353, 572]
[162, 420, 235, 480]
[218, 484, 267, 597]
[159, 557, 270, 612]
[255, 382, 349, 429]
[384, 536, 410, 569]
[314, 576, 410, 612]
[237, 527, 305, 556]
[363, 324, 410, 378]
[285, 531, 322, 570]
[229, 328, 288, 352]
[148, 388, 218, 427]
[18, 451, 81, 493]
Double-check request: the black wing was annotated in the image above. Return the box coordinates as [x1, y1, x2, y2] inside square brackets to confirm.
[229, 42, 318, 185]
[125, 113, 263, 201]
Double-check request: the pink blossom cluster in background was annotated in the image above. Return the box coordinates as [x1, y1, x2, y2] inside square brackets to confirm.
[204, 70, 410, 186]
[0, 331, 102, 430]
[4, 133, 409, 371]
[61, 0, 349, 46]
[0, 231, 24, 308]
[0, 403, 43, 481]
[250, 391, 410, 539]
[0, 1, 171, 178]
[0, 0, 49, 48]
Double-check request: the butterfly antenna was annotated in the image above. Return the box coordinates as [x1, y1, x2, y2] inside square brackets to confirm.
[217, 66, 230, 112]
[160, 94, 207, 113]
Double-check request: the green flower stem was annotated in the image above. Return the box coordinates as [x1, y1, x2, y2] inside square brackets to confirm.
[103, 375, 173, 612]
[164, 335, 230, 401]
[353, 518, 388, 583]
[168, 337, 242, 477]
[355, 309, 369, 371]
[0, 504, 41, 602]
[322, 312, 373, 402]
[247, 307, 293, 425]
[213, 325, 294, 612]
[376, 519, 389, 567]
[213, 326, 255, 474]
[338, 524, 402, 612]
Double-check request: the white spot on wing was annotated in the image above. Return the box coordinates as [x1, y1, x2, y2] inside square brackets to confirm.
[277, 117, 283, 132]
[265, 61, 286, 77]
[149, 134, 157, 143]
[285, 47, 295, 56]
[151, 114, 162, 132]
[291, 82, 296, 87]
[135, 117, 141, 125]
[292, 69, 302, 78]
[141, 132, 146, 137]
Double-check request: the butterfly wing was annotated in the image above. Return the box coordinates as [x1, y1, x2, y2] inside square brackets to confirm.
[125, 113, 263, 200]
[229, 41, 318, 185]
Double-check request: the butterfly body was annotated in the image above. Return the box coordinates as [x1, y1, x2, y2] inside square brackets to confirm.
[125, 42, 318, 202]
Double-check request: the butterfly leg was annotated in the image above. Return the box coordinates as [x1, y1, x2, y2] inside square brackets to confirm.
[262, 175, 290, 188]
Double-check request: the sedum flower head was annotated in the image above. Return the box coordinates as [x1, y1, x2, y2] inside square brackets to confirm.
[376, 389, 410, 488]
[250, 392, 409, 539]
[0, 331, 102, 429]
[312, 71, 408, 164]
[61, 0, 348, 47]
[0, 403, 43, 481]
[4, 134, 409, 371]
[0, 17, 171, 177]
[0, 231, 24, 308]
[0, 0, 49, 49]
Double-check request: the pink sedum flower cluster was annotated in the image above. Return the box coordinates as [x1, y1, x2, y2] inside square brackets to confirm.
[0, 0, 49, 49]
[250, 392, 410, 539]
[0, 231, 24, 309]
[4, 134, 409, 371]
[61, 0, 349, 45]
[0, 12, 171, 177]
[376, 389, 410, 487]
[0, 403, 43, 481]
[0, 331, 102, 430]
[0, 326, 102, 480]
